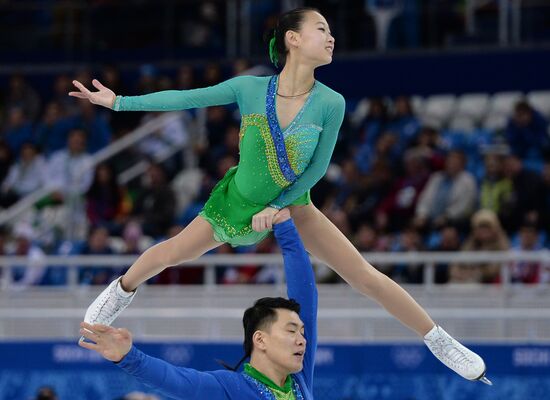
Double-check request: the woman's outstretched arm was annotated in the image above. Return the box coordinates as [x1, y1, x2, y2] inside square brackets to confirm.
[70, 76, 249, 112]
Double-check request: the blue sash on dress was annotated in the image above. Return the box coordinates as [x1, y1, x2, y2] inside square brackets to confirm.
[265, 75, 298, 184]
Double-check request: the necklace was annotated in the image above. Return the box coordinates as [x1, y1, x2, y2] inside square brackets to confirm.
[276, 83, 315, 98]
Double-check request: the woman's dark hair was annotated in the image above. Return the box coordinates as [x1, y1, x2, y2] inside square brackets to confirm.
[266, 7, 320, 68]
[218, 297, 301, 371]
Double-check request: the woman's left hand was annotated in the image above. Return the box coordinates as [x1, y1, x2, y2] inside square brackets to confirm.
[252, 207, 279, 232]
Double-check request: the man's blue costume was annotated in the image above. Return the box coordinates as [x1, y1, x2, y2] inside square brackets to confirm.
[117, 219, 318, 400]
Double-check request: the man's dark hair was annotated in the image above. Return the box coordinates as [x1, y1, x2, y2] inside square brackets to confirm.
[219, 297, 300, 371]
[515, 100, 532, 114]
[35, 386, 57, 400]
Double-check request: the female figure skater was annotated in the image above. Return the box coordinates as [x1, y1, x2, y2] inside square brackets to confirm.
[71, 7, 490, 384]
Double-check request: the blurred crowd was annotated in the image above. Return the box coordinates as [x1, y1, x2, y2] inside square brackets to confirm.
[1, 60, 550, 287]
[31, 386, 159, 400]
[3, 0, 550, 63]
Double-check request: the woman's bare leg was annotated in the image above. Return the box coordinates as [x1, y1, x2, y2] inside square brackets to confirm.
[290, 203, 434, 337]
[121, 216, 221, 291]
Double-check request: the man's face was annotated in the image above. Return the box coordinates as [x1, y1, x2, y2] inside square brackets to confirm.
[445, 152, 464, 175]
[441, 227, 459, 249]
[20, 144, 37, 162]
[520, 228, 538, 249]
[514, 109, 532, 127]
[394, 96, 411, 116]
[68, 131, 86, 153]
[89, 228, 109, 251]
[257, 309, 306, 374]
[504, 156, 522, 177]
[8, 107, 25, 127]
[484, 154, 501, 177]
[44, 102, 61, 124]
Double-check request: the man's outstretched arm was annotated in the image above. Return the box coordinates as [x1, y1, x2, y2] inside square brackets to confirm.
[79, 322, 226, 400]
[272, 211, 318, 390]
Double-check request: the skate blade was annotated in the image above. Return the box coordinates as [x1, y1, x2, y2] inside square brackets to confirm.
[478, 375, 493, 386]
[79, 335, 96, 344]
[78, 328, 96, 345]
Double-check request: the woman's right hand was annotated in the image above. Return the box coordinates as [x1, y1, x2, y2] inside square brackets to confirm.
[69, 79, 117, 109]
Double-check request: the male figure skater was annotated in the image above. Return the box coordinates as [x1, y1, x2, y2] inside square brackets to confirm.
[80, 209, 490, 400]
[80, 209, 319, 399]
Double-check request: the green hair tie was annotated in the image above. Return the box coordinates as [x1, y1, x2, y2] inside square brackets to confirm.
[269, 36, 279, 67]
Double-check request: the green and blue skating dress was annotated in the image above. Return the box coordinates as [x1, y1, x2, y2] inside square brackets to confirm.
[114, 75, 345, 246]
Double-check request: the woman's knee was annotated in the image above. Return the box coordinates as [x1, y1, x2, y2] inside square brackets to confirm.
[353, 263, 388, 297]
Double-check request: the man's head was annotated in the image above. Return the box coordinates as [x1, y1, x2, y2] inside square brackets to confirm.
[20, 142, 38, 162]
[35, 386, 57, 400]
[483, 153, 504, 179]
[444, 150, 466, 176]
[439, 225, 460, 250]
[87, 226, 110, 252]
[519, 222, 539, 250]
[7, 106, 26, 128]
[503, 154, 523, 178]
[146, 163, 168, 187]
[67, 129, 87, 154]
[513, 101, 533, 127]
[240, 297, 305, 374]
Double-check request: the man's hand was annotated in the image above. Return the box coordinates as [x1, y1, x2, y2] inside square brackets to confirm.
[69, 79, 117, 109]
[252, 207, 279, 232]
[78, 322, 132, 362]
[273, 208, 291, 225]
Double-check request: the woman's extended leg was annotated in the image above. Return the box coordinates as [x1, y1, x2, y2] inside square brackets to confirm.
[289, 203, 492, 383]
[121, 216, 222, 290]
[290, 203, 434, 336]
[82, 215, 222, 330]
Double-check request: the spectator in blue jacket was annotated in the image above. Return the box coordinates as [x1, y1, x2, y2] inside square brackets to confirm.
[71, 100, 112, 154]
[506, 101, 549, 164]
[34, 101, 73, 156]
[2, 106, 33, 155]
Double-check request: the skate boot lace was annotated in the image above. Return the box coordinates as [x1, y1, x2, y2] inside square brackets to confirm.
[434, 335, 473, 370]
[92, 285, 131, 324]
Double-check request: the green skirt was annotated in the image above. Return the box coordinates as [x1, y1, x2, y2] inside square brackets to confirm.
[199, 166, 310, 247]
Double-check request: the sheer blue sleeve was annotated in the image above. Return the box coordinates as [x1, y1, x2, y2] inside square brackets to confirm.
[113, 76, 249, 112]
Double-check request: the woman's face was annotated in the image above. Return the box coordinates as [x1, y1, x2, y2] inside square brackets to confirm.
[474, 224, 495, 242]
[289, 11, 334, 67]
[395, 97, 412, 116]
